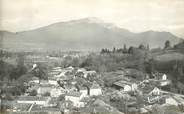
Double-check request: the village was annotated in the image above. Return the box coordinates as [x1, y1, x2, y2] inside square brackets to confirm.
[1, 60, 184, 114]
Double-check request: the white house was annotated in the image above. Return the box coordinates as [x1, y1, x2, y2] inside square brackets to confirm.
[37, 85, 53, 95]
[48, 77, 58, 86]
[77, 68, 86, 73]
[65, 91, 85, 107]
[165, 96, 178, 106]
[131, 83, 138, 91]
[83, 71, 96, 78]
[78, 86, 88, 97]
[52, 67, 62, 72]
[29, 77, 39, 84]
[90, 83, 102, 96]
[48, 80, 58, 85]
[65, 66, 74, 71]
[149, 87, 160, 96]
[16, 96, 51, 106]
[160, 80, 171, 86]
[113, 80, 137, 92]
[50, 87, 65, 97]
[162, 74, 167, 80]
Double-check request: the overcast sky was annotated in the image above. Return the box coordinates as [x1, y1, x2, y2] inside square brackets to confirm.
[1, 0, 184, 38]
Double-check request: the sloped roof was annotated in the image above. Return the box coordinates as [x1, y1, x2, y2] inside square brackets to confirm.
[65, 91, 82, 97]
[31, 105, 60, 112]
[113, 80, 132, 87]
[90, 83, 101, 89]
[17, 96, 50, 101]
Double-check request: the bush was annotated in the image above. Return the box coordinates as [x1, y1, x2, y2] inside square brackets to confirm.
[29, 90, 37, 96]
[43, 92, 50, 96]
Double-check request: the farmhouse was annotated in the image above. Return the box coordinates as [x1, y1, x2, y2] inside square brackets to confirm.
[50, 87, 65, 97]
[113, 80, 137, 92]
[65, 91, 85, 107]
[89, 83, 102, 96]
[77, 86, 88, 97]
[37, 85, 54, 95]
[48, 77, 58, 86]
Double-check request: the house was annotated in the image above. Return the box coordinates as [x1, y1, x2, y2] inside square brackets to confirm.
[52, 67, 62, 72]
[113, 80, 137, 92]
[165, 96, 178, 106]
[65, 91, 85, 107]
[48, 77, 58, 86]
[149, 87, 160, 96]
[30, 105, 61, 113]
[26, 84, 39, 93]
[65, 91, 84, 101]
[77, 68, 86, 73]
[47, 97, 58, 107]
[89, 83, 102, 96]
[83, 71, 97, 78]
[50, 87, 65, 97]
[37, 85, 54, 95]
[29, 77, 39, 84]
[171, 95, 184, 106]
[159, 80, 171, 87]
[77, 86, 88, 97]
[55, 71, 65, 78]
[146, 95, 161, 104]
[16, 96, 51, 106]
[139, 108, 149, 114]
[65, 66, 74, 71]
[144, 87, 167, 104]
[162, 74, 167, 80]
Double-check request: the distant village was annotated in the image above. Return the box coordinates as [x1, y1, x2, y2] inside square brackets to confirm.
[1, 62, 184, 114]
[0, 40, 184, 114]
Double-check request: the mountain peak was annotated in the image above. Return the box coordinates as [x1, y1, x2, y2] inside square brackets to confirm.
[83, 17, 105, 23]
[1, 17, 181, 51]
[66, 17, 116, 29]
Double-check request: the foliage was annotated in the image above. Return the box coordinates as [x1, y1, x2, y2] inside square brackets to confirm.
[43, 92, 50, 96]
[32, 63, 48, 80]
[164, 40, 172, 49]
[29, 89, 37, 96]
[0, 60, 14, 81]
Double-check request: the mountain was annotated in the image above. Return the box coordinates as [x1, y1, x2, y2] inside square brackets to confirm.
[0, 18, 182, 51]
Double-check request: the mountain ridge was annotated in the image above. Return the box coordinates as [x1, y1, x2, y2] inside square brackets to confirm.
[0, 18, 182, 51]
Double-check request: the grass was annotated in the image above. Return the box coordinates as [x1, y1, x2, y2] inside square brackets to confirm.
[154, 52, 184, 62]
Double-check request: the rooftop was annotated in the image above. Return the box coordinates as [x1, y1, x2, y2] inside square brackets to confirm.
[65, 91, 82, 97]
[113, 80, 133, 87]
[90, 83, 101, 89]
[17, 96, 50, 101]
[31, 105, 60, 112]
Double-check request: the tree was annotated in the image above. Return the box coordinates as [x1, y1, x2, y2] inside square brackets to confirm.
[128, 46, 134, 54]
[123, 44, 128, 53]
[32, 63, 48, 81]
[9, 53, 27, 80]
[0, 60, 14, 81]
[30, 90, 37, 96]
[145, 59, 155, 74]
[43, 92, 50, 96]
[113, 47, 116, 53]
[138, 44, 145, 50]
[164, 40, 171, 49]
[146, 44, 150, 50]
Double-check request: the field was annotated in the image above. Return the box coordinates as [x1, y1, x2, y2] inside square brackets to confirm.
[154, 52, 184, 62]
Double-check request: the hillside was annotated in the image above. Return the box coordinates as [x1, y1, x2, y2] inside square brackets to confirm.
[0, 18, 182, 51]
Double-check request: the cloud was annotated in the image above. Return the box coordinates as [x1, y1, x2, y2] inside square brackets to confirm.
[1, 0, 184, 38]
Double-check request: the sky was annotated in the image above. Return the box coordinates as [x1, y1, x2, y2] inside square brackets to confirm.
[1, 0, 184, 38]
